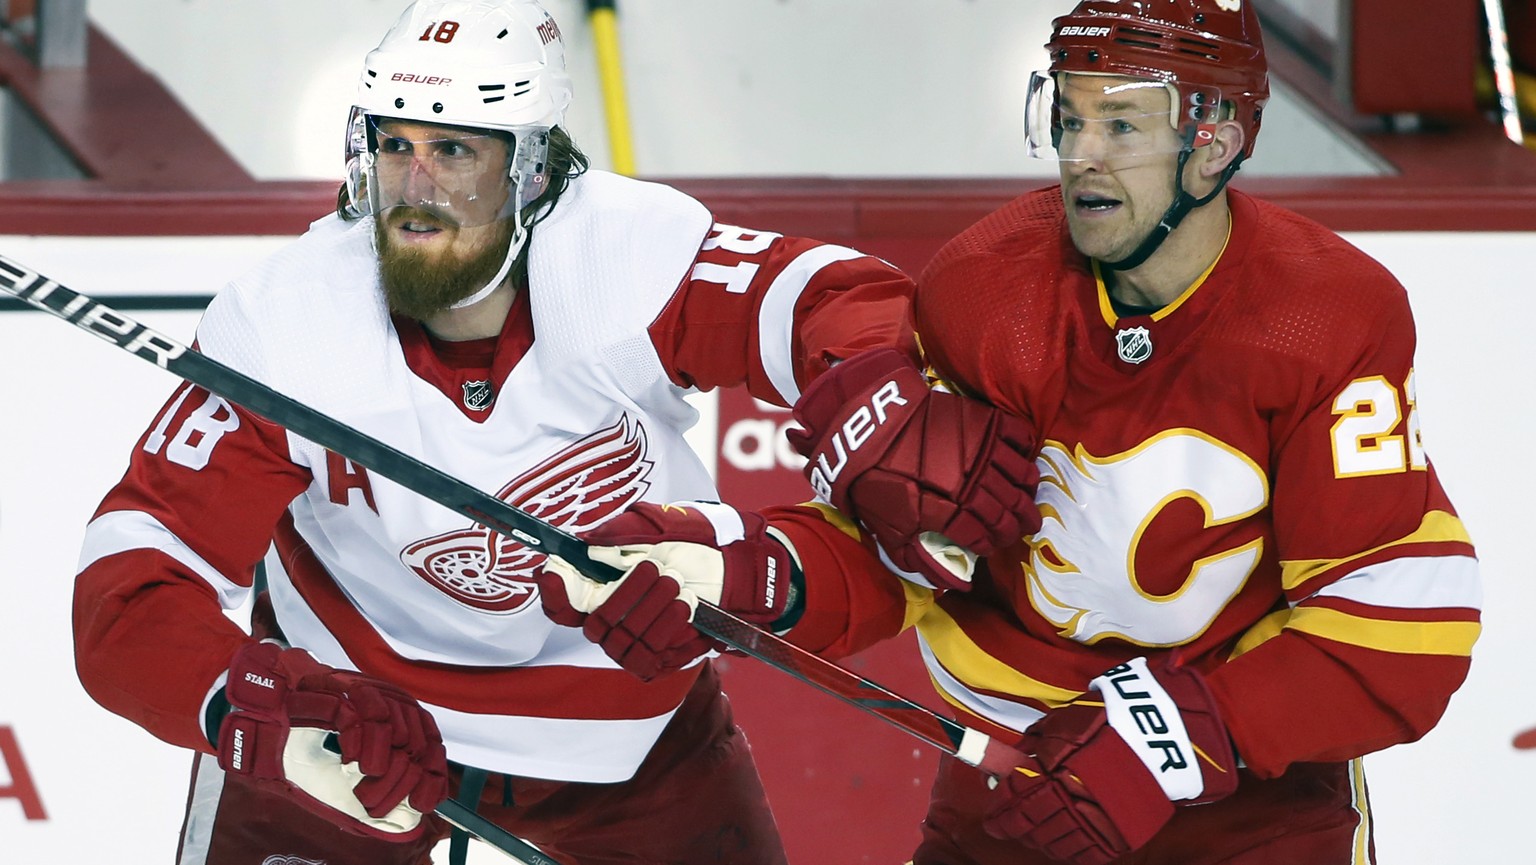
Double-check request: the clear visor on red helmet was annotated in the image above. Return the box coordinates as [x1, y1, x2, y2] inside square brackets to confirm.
[342, 107, 551, 229]
[1024, 71, 1225, 162]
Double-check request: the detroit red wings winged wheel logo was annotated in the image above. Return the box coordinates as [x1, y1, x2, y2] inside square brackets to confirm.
[400, 416, 654, 612]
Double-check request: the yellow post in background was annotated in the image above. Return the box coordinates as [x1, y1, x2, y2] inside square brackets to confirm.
[586, 0, 637, 175]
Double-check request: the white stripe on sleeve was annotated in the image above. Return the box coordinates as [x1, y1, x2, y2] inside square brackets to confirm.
[78, 510, 249, 610]
[1309, 554, 1481, 611]
[758, 245, 868, 404]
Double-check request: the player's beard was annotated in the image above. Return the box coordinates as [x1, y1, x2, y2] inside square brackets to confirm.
[375, 210, 517, 320]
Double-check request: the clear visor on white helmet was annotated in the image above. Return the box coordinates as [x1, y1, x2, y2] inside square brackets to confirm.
[1024, 71, 1225, 162]
[343, 106, 552, 229]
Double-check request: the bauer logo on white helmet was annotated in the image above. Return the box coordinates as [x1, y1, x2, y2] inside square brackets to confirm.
[355, 0, 573, 132]
[390, 73, 453, 86]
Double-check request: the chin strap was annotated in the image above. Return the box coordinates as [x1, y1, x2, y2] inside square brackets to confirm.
[1100, 151, 1244, 273]
[449, 221, 527, 310]
[450, 147, 548, 310]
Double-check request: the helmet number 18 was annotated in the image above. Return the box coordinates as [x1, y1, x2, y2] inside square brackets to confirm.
[420, 21, 460, 43]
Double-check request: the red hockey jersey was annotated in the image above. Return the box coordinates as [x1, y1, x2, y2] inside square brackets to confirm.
[776, 187, 1480, 779]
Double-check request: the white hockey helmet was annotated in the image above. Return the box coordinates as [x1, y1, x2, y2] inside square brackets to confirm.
[343, 0, 574, 227]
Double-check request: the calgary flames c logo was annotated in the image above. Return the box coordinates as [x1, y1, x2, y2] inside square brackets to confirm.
[400, 416, 653, 612]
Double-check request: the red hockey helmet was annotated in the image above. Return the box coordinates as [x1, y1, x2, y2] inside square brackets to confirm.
[1035, 0, 1269, 159]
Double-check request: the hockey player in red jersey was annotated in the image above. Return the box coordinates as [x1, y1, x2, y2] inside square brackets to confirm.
[537, 2, 1483, 864]
[69, 2, 1037, 864]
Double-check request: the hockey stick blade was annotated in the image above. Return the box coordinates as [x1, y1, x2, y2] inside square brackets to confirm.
[0, 254, 1010, 776]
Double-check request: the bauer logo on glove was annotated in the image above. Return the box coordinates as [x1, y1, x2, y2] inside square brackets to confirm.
[788, 348, 1043, 592]
[805, 374, 913, 501]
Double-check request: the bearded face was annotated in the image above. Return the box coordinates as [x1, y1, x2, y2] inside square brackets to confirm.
[374, 209, 516, 320]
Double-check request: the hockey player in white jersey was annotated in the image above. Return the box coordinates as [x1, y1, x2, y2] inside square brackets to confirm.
[71, 2, 1038, 864]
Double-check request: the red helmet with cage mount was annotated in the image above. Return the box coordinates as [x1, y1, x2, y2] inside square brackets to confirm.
[1045, 0, 1269, 158]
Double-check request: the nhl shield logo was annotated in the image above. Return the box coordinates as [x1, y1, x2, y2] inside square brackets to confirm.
[462, 380, 495, 411]
[1115, 326, 1153, 364]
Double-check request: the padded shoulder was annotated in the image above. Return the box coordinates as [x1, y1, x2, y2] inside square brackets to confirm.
[1212, 192, 1414, 373]
[196, 214, 390, 410]
[526, 170, 714, 365]
[915, 188, 1079, 423]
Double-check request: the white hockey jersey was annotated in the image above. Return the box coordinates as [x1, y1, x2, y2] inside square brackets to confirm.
[74, 170, 918, 781]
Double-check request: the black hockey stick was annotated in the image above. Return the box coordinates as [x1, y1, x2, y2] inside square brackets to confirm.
[0, 255, 1019, 779]
[315, 732, 559, 865]
[437, 800, 559, 865]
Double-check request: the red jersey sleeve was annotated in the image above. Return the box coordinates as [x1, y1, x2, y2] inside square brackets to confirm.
[74, 381, 312, 752]
[648, 222, 918, 405]
[1206, 287, 1481, 777]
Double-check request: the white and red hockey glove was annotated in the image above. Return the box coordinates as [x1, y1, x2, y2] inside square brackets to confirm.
[535, 501, 799, 681]
[786, 348, 1041, 591]
[982, 658, 1240, 865]
[215, 641, 450, 841]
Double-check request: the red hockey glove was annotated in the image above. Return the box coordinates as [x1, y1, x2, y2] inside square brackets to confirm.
[217, 641, 450, 841]
[982, 658, 1239, 865]
[786, 349, 1041, 591]
[536, 501, 797, 681]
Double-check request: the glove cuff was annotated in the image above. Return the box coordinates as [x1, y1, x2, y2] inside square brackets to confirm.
[1090, 657, 1238, 804]
[764, 526, 806, 633]
[225, 641, 328, 713]
[874, 533, 978, 592]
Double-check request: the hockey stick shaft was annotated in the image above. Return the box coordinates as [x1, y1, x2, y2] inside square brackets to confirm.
[315, 732, 559, 864]
[0, 260, 608, 576]
[0, 254, 1003, 772]
[438, 800, 561, 864]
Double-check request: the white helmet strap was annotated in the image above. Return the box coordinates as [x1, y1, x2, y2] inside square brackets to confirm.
[446, 125, 546, 309]
[449, 218, 527, 309]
